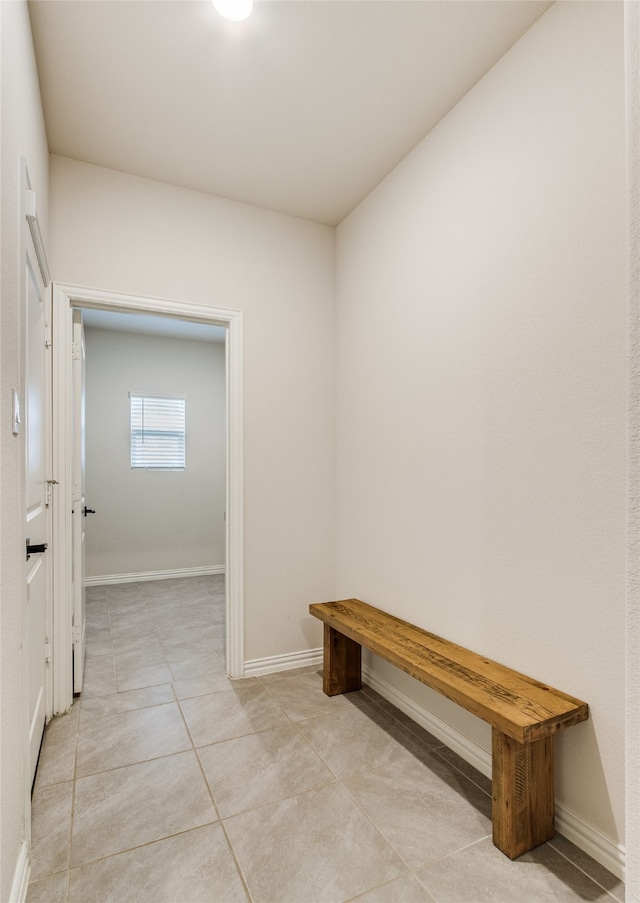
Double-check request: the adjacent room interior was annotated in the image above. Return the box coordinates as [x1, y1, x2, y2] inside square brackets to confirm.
[82, 312, 226, 585]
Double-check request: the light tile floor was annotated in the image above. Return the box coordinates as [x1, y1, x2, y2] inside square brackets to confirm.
[27, 576, 625, 903]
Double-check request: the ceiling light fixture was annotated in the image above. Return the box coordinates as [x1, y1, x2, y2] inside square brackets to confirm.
[213, 0, 253, 22]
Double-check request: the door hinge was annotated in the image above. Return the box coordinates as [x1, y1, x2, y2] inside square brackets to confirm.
[46, 478, 59, 507]
[72, 625, 81, 645]
[71, 341, 81, 361]
[45, 636, 52, 664]
[45, 322, 52, 348]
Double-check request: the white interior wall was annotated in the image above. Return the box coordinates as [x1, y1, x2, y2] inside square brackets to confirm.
[0, 2, 50, 899]
[625, 2, 640, 897]
[336, 0, 626, 868]
[49, 156, 336, 662]
[84, 327, 225, 579]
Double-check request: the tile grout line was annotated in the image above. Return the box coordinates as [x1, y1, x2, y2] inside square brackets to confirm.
[289, 716, 346, 782]
[65, 694, 81, 903]
[341, 873, 432, 903]
[337, 770, 417, 879]
[428, 745, 492, 799]
[261, 697, 422, 898]
[216, 814, 257, 903]
[546, 839, 626, 903]
[62, 824, 227, 874]
[174, 689, 256, 902]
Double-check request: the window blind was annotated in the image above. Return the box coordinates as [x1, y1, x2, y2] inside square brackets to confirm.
[130, 394, 186, 470]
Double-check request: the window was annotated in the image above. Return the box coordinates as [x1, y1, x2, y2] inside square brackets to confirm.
[130, 394, 186, 470]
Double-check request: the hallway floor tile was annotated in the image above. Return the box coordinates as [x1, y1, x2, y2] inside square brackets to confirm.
[27, 577, 625, 903]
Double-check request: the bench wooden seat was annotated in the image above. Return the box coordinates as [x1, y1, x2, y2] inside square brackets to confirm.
[309, 598, 588, 860]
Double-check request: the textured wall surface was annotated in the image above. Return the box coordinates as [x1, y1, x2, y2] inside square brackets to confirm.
[84, 328, 226, 578]
[336, 0, 626, 858]
[625, 1, 640, 897]
[49, 156, 336, 661]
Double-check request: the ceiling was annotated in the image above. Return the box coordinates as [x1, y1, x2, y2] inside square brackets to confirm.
[28, 0, 553, 227]
[82, 309, 226, 342]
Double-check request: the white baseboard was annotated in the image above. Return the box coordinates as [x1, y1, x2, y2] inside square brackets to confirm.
[244, 646, 323, 677]
[362, 663, 625, 882]
[554, 805, 626, 885]
[85, 565, 225, 586]
[9, 842, 30, 903]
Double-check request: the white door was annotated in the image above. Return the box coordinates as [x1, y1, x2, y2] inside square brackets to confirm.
[72, 310, 87, 693]
[24, 228, 51, 784]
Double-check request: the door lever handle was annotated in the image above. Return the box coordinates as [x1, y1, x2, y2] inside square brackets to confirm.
[26, 539, 48, 561]
[83, 507, 96, 517]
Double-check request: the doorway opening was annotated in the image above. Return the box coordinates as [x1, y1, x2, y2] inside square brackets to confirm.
[52, 284, 244, 715]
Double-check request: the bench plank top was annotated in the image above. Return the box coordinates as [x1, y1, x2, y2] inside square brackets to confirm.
[309, 599, 588, 743]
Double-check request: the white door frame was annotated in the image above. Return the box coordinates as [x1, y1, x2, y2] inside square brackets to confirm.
[52, 284, 244, 713]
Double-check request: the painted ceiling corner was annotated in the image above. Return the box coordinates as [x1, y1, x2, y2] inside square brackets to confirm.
[28, 0, 553, 225]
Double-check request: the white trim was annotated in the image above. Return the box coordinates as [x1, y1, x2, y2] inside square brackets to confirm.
[52, 284, 244, 712]
[244, 647, 323, 677]
[362, 662, 625, 881]
[52, 286, 74, 714]
[225, 314, 244, 678]
[9, 842, 30, 903]
[128, 391, 188, 400]
[85, 565, 225, 586]
[554, 805, 626, 886]
[22, 163, 50, 287]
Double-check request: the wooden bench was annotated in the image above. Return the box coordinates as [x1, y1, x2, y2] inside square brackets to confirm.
[309, 598, 588, 860]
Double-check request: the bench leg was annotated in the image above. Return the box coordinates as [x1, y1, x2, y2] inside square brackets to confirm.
[322, 624, 362, 696]
[491, 728, 555, 859]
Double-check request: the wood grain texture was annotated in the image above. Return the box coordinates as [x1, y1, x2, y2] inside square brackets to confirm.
[492, 728, 555, 858]
[309, 599, 588, 743]
[323, 624, 362, 696]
